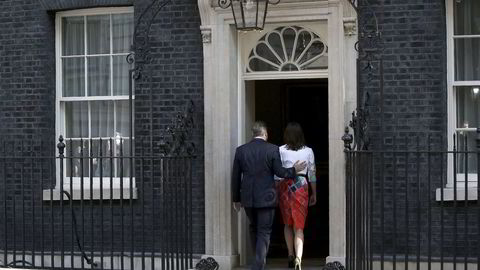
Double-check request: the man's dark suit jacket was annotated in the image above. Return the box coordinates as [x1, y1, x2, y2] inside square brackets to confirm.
[232, 138, 297, 208]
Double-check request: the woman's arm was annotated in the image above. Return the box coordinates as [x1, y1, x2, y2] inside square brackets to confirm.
[308, 149, 317, 206]
[309, 182, 317, 206]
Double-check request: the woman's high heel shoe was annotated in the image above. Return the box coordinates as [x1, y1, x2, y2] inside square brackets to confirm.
[294, 257, 301, 270]
[288, 255, 295, 268]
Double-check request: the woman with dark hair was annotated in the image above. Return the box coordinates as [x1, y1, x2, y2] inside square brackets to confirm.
[276, 122, 317, 270]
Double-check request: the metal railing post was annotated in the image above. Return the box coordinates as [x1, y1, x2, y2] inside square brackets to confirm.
[57, 136, 65, 270]
[476, 128, 480, 270]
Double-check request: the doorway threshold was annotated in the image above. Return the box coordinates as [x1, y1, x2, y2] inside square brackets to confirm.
[234, 258, 325, 270]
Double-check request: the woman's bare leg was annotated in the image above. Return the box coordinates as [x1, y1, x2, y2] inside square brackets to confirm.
[294, 228, 304, 260]
[284, 225, 295, 256]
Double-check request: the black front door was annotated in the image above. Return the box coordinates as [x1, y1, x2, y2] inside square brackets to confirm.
[254, 79, 329, 259]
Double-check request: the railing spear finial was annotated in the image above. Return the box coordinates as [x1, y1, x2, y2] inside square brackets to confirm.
[342, 126, 353, 151]
[57, 135, 65, 157]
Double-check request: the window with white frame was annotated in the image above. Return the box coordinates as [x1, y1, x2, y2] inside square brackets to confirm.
[448, 0, 480, 186]
[56, 7, 134, 185]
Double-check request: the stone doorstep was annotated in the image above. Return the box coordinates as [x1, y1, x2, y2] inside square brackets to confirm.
[234, 258, 325, 270]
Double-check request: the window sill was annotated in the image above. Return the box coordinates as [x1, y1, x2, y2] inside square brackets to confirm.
[435, 187, 479, 201]
[42, 187, 138, 201]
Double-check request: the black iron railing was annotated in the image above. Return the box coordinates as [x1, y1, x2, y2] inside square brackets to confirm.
[0, 136, 195, 270]
[345, 131, 480, 270]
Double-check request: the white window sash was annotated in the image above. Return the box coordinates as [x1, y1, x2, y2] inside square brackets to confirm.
[446, 0, 480, 188]
[53, 7, 135, 198]
[453, 34, 480, 39]
[59, 96, 134, 102]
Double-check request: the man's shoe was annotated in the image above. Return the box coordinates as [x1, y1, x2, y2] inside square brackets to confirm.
[288, 255, 295, 268]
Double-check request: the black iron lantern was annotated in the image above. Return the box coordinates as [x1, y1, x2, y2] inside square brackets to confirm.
[218, 0, 280, 31]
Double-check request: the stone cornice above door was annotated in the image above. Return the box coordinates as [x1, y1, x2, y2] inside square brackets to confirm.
[208, 0, 333, 8]
[199, 0, 355, 28]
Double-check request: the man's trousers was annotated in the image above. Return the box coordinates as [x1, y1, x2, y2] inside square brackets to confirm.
[244, 207, 275, 270]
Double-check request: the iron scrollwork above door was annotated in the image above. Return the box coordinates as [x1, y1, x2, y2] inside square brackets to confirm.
[349, 92, 370, 151]
[159, 100, 197, 157]
[127, 0, 171, 81]
[343, 92, 370, 151]
[342, 0, 383, 151]
[355, 0, 384, 83]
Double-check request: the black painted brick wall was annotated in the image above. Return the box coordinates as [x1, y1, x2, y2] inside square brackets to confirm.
[0, 0, 55, 142]
[133, 0, 205, 254]
[358, 0, 480, 260]
[0, 0, 205, 262]
[360, 0, 447, 141]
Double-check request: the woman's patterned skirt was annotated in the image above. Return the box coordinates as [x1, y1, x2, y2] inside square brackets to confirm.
[277, 179, 309, 229]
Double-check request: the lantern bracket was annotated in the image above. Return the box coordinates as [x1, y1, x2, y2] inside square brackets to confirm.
[218, 0, 280, 9]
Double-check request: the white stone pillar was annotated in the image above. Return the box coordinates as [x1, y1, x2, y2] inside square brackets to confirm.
[199, 1, 240, 268]
[327, 0, 347, 265]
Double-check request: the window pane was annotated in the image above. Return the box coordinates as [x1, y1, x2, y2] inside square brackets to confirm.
[91, 101, 114, 138]
[303, 55, 328, 70]
[248, 56, 279, 71]
[62, 16, 84, 56]
[62, 57, 85, 97]
[87, 15, 110, 55]
[456, 132, 477, 174]
[66, 139, 89, 178]
[112, 13, 134, 53]
[91, 139, 113, 177]
[113, 55, 133, 95]
[65, 102, 88, 138]
[456, 86, 480, 128]
[455, 38, 480, 81]
[88, 56, 111, 96]
[256, 42, 282, 66]
[266, 29, 284, 63]
[294, 30, 312, 61]
[115, 138, 133, 178]
[454, 0, 480, 35]
[116, 100, 132, 138]
[247, 26, 327, 73]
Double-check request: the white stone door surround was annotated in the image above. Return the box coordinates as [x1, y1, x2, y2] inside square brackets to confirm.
[197, 0, 358, 268]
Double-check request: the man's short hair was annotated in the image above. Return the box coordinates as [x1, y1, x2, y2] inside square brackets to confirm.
[252, 121, 267, 137]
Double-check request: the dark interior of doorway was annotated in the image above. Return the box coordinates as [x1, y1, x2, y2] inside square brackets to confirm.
[254, 79, 329, 260]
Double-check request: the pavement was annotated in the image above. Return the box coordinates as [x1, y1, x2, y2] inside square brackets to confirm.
[234, 258, 325, 270]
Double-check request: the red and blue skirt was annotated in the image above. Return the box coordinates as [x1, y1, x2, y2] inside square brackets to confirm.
[277, 179, 309, 229]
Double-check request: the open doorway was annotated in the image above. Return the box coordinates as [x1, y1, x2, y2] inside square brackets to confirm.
[247, 78, 329, 266]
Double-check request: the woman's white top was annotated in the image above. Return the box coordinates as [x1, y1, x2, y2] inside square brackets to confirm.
[276, 145, 317, 185]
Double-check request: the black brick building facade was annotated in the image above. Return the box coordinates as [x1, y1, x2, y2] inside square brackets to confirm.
[0, 0, 205, 260]
[358, 0, 480, 260]
[1, 0, 479, 267]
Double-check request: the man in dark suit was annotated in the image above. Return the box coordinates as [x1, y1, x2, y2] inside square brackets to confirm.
[232, 121, 306, 270]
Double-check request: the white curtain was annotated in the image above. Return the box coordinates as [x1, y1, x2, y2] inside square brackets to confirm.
[63, 13, 133, 178]
[456, 87, 478, 173]
[88, 56, 110, 96]
[62, 16, 84, 56]
[455, 0, 480, 174]
[112, 13, 133, 53]
[87, 15, 110, 54]
[63, 57, 85, 97]
[113, 56, 132, 95]
[113, 13, 134, 96]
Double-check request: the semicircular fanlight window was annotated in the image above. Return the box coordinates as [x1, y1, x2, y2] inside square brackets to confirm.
[247, 26, 328, 73]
